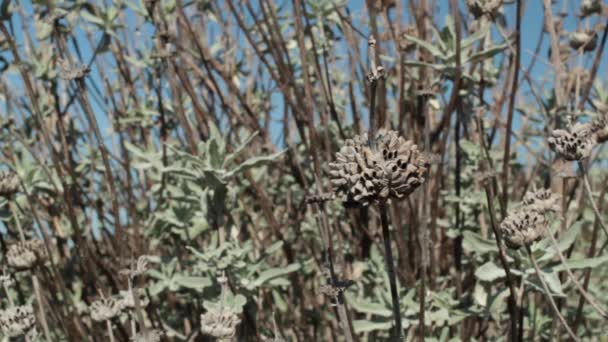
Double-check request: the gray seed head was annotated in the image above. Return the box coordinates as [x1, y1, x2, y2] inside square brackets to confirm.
[90, 296, 124, 322]
[132, 329, 162, 342]
[329, 130, 431, 206]
[6, 240, 47, 270]
[200, 308, 241, 340]
[0, 305, 36, 338]
[0, 171, 19, 198]
[548, 117, 606, 160]
[500, 189, 560, 249]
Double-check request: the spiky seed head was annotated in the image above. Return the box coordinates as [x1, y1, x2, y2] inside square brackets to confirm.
[329, 130, 432, 207]
[200, 308, 241, 340]
[6, 240, 47, 270]
[499, 189, 559, 249]
[548, 117, 607, 160]
[131, 329, 162, 342]
[0, 305, 36, 338]
[569, 30, 598, 51]
[0, 171, 19, 198]
[90, 297, 124, 322]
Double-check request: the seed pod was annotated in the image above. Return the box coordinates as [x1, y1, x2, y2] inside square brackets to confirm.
[0, 171, 19, 198]
[6, 240, 47, 270]
[329, 130, 431, 206]
[200, 308, 241, 340]
[0, 305, 36, 338]
[90, 297, 124, 322]
[499, 189, 560, 249]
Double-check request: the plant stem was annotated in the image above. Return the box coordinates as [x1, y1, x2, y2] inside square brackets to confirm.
[379, 202, 402, 339]
[526, 246, 579, 342]
[579, 162, 608, 238]
[107, 320, 116, 342]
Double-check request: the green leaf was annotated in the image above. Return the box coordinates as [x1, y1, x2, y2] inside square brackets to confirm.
[463, 231, 498, 254]
[352, 320, 393, 334]
[248, 263, 301, 289]
[223, 131, 259, 168]
[225, 150, 285, 178]
[549, 255, 608, 273]
[402, 34, 445, 59]
[345, 292, 392, 317]
[173, 275, 212, 291]
[475, 261, 506, 282]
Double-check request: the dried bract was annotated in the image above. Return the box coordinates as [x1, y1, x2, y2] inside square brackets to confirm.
[200, 308, 241, 340]
[499, 189, 560, 249]
[548, 116, 607, 160]
[329, 130, 431, 206]
[0, 170, 19, 198]
[0, 305, 36, 338]
[90, 297, 124, 322]
[6, 240, 47, 270]
[569, 30, 598, 52]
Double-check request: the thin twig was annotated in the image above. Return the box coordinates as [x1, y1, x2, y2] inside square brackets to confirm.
[578, 162, 608, 238]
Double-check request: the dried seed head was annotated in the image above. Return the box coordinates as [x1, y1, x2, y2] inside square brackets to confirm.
[0, 305, 36, 338]
[90, 296, 124, 322]
[569, 30, 598, 52]
[580, 0, 602, 17]
[118, 289, 149, 310]
[499, 189, 559, 249]
[57, 58, 90, 80]
[6, 240, 47, 270]
[132, 329, 162, 342]
[0, 170, 19, 198]
[466, 0, 503, 19]
[548, 117, 607, 160]
[329, 130, 432, 206]
[305, 192, 335, 205]
[200, 308, 241, 340]
[0, 273, 14, 288]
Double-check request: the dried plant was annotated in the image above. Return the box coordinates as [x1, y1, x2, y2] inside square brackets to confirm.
[0, 170, 19, 198]
[0, 305, 36, 338]
[6, 240, 47, 270]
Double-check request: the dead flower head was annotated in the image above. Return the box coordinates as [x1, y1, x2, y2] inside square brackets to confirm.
[58, 58, 90, 80]
[499, 189, 560, 249]
[90, 296, 124, 322]
[0, 305, 36, 338]
[580, 0, 603, 18]
[6, 240, 47, 270]
[200, 307, 241, 340]
[118, 288, 149, 310]
[548, 116, 607, 160]
[0, 170, 19, 198]
[569, 30, 598, 52]
[466, 0, 503, 19]
[329, 130, 432, 206]
[132, 329, 162, 342]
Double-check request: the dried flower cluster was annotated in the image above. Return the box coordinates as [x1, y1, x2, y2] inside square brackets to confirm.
[0, 170, 19, 198]
[0, 305, 36, 338]
[200, 307, 241, 340]
[57, 58, 90, 80]
[499, 189, 560, 249]
[548, 115, 607, 160]
[329, 130, 432, 206]
[6, 240, 47, 270]
[580, 0, 603, 17]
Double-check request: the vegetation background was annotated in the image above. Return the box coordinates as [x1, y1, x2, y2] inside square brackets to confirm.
[0, 0, 607, 341]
